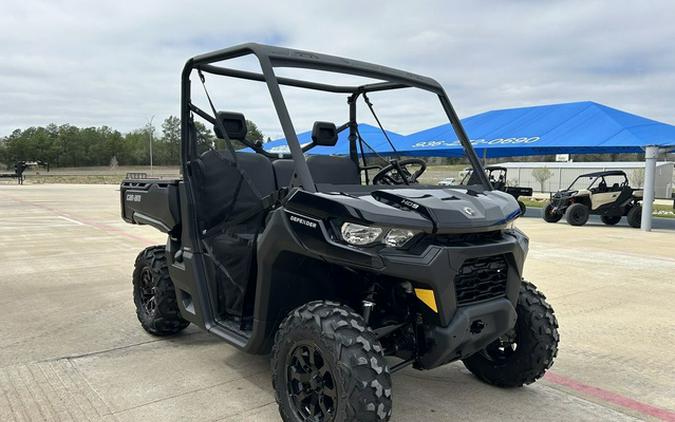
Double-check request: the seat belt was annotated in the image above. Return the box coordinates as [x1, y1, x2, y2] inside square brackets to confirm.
[201, 188, 288, 238]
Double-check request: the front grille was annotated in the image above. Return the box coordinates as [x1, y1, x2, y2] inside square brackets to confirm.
[454, 255, 508, 306]
[432, 231, 503, 247]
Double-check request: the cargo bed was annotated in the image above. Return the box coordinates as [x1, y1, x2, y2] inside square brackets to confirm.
[120, 178, 182, 233]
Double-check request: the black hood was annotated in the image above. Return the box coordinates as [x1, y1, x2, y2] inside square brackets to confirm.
[286, 187, 521, 233]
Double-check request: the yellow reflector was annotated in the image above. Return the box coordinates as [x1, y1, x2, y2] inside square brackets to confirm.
[414, 288, 438, 313]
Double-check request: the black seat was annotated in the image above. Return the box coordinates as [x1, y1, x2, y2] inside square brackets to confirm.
[272, 159, 296, 188]
[306, 155, 360, 185]
[190, 150, 276, 229]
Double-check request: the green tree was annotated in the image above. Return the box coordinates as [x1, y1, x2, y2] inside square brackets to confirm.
[0, 115, 265, 168]
[160, 115, 181, 165]
[245, 120, 264, 144]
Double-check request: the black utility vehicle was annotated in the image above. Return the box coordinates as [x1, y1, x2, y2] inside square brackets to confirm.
[120, 44, 559, 422]
[544, 170, 643, 228]
[461, 166, 533, 214]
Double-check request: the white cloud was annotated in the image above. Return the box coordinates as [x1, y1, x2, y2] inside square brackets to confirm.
[1, 0, 674, 138]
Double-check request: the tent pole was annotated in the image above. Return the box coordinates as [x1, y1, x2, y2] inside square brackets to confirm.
[641, 145, 658, 231]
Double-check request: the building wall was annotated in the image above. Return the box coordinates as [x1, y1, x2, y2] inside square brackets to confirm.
[501, 162, 673, 198]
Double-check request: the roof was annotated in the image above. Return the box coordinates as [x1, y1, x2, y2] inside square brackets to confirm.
[191, 43, 443, 94]
[398, 101, 675, 158]
[497, 161, 673, 169]
[577, 170, 627, 178]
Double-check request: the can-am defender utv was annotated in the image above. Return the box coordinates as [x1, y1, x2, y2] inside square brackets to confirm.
[120, 44, 558, 422]
[461, 166, 533, 214]
[543, 170, 643, 227]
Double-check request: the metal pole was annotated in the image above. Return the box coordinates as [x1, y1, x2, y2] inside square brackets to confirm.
[641, 145, 658, 231]
[148, 115, 155, 176]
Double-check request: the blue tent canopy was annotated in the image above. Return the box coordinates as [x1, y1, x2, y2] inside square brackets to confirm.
[399, 101, 675, 158]
[261, 123, 403, 156]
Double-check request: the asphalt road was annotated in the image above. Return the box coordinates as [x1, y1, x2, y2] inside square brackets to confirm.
[524, 206, 675, 230]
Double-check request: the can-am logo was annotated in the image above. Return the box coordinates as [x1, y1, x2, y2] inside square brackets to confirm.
[463, 207, 475, 216]
[126, 193, 141, 203]
[289, 215, 317, 228]
[400, 199, 420, 209]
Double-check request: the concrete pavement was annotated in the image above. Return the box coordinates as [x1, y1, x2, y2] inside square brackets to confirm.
[1, 184, 673, 421]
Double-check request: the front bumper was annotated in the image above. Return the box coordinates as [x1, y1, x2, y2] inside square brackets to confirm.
[377, 231, 526, 369]
[419, 298, 516, 368]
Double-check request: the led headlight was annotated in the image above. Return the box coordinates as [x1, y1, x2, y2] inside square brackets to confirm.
[383, 228, 417, 248]
[340, 222, 383, 245]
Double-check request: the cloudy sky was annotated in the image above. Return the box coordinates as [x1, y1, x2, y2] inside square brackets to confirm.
[2, 0, 674, 139]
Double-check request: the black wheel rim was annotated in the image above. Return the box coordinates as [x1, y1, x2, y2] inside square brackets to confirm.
[139, 267, 156, 315]
[481, 331, 518, 363]
[287, 343, 337, 421]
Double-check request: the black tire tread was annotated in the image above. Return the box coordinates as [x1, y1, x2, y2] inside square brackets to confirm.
[627, 205, 642, 228]
[565, 203, 589, 226]
[272, 300, 392, 422]
[133, 246, 189, 336]
[462, 281, 559, 388]
[543, 204, 562, 223]
[518, 200, 527, 216]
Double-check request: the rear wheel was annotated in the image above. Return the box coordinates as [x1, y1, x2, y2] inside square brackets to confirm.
[627, 205, 642, 228]
[272, 301, 392, 422]
[565, 203, 589, 226]
[517, 200, 527, 215]
[601, 215, 621, 225]
[462, 281, 559, 387]
[133, 246, 189, 336]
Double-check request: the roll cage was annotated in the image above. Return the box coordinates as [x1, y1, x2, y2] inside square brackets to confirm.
[180, 42, 491, 191]
[566, 170, 629, 192]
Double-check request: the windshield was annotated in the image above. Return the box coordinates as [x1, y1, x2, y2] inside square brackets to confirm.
[567, 175, 596, 191]
[567, 174, 628, 191]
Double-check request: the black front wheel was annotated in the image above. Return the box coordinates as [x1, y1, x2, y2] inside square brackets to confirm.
[543, 204, 562, 223]
[462, 281, 559, 387]
[565, 203, 589, 226]
[272, 301, 392, 422]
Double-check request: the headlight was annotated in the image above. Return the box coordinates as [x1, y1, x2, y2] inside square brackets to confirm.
[383, 228, 416, 247]
[340, 222, 383, 245]
[340, 223, 418, 248]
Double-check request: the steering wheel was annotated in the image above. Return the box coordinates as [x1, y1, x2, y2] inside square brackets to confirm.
[372, 158, 427, 185]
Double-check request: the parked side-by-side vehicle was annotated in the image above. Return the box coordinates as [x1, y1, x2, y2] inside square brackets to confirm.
[120, 43, 559, 422]
[544, 170, 642, 227]
[461, 166, 533, 214]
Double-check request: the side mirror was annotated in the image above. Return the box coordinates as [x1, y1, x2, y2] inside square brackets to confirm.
[311, 121, 338, 146]
[214, 111, 247, 140]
